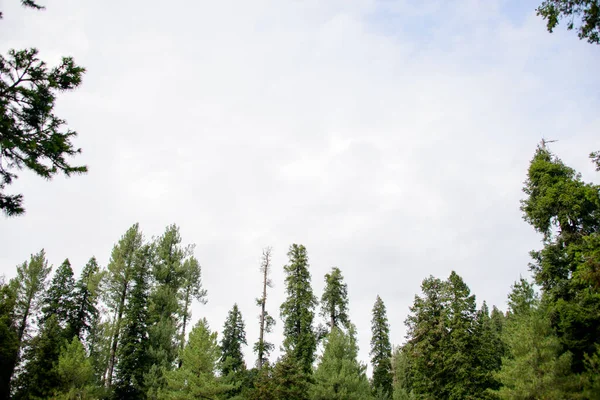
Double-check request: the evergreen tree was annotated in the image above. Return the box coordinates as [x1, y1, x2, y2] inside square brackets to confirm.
[113, 244, 152, 400]
[13, 314, 64, 400]
[320, 267, 350, 332]
[105, 223, 144, 387]
[391, 346, 414, 400]
[41, 259, 76, 331]
[220, 303, 247, 376]
[0, 280, 18, 400]
[55, 337, 96, 399]
[178, 255, 207, 357]
[161, 318, 232, 399]
[70, 256, 103, 342]
[371, 295, 393, 398]
[271, 354, 311, 400]
[146, 224, 187, 395]
[311, 326, 371, 400]
[521, 145, 600, 373]
[246, 362, 276, 400]
[280, 244, 318, 374]
[255, 247, 275, 369]
[5, 250, 51, 396]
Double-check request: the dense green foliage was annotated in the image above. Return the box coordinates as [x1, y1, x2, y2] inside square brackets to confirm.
[537, 0, 600, 44]
[3, 145, 599, 399]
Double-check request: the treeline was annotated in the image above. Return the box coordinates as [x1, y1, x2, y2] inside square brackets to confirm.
[0, 145, 599, 400]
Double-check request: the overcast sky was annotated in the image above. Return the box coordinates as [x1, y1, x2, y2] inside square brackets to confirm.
[1, 0, 599, 372]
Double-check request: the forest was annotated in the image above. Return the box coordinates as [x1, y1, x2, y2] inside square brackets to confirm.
[0, 145, 599, 399]
[1, 0, 599, 399]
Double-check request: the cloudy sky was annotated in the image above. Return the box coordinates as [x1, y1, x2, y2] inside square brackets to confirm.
[1, 0, 599, 371]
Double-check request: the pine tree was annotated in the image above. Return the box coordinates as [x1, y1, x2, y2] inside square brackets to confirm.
[280, 244, 318, 374]
[161, 318, 232, 399]
[0, 280, 18, 400]
[271, 354, 311, 400]
[220, 303, 247, 376]
[179, 255, 207, 357]
[320, 267, 350, 332]
[70, 256, 103, 342]
[311, 326, 371, 400]
[13, 314, 64, 400]
[55, 337, 96, 399]
[113, 244, 152, 400]
[104, 223, 144, 387]
[255, 247, 275, 369]
[5, 250, 51, 396]
[371, 295, 393, 398]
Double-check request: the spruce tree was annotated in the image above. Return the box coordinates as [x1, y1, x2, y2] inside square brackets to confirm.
[113, 244, 152, 400]
[41, 259, 76, 330]
[220, 303, 248, 376]
[104, 223, 143, 387]
[271, 354, 311, 400]
[280, 244, 318, 373]
[255, 247, 275, 369]
[0, 280, 18, 400]
[320, 267, 350, 332]
[311, 326, 371, 400]
[370, 295, 393, 398]
[70, 256, 102, 342]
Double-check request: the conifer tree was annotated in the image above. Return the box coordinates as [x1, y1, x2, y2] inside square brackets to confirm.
[161, 318, 232, 399]
[70, 256, 103, 342]
[220, 303, 248, 376]
[0, 280, 18, 400]
[255, 247, 275, 369]
[113, 244, 152, 400]
[178, 255, 207, 356]
[105, 223, 144, 387]
[41, 259, 76, 334]
[271, 354, 311, 400]
[320, 267, 350, 332]
[312, 326, 371, 400]
[5, 250, 51, 396]
[55, 337, 96, 399]
[280, 244, 318, 373]
[371, 295, 393, 398]
[13, 314, 64, 400]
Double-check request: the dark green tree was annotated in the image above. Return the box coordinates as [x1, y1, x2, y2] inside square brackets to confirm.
[0, 280, 18, 400]
[41, 259, 76, 329]
[537, 0, 600, 44]
[0, 43, 86, 216]
[320, 267, 350, 332]
[13, 314, 64, 400]
[4, 250, 51, 396]
[104, 223, 144, 387]
[370, 295, 393, 398]
[69, 257, 102, 342]
[113, 244, 152, 400]
[220, 303, 247, 376]
[255, 247, 275, 369]
[521, 145, 600, 372]
[280, 244, 318, 374]
[311, 326, 371, 400]
[271, 354, 311, 400]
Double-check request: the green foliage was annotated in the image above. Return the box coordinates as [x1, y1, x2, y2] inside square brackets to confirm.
[391, 347, 415, 400]
[537, 0, 600, 44]
[55, 337, 96, 399]
[0, 48, 86, 216]
[370, 295, 393, 398]
[70, 257, 102, 342]
[13, 314, 64, 400]
[245, 363, 276, 400]
[179, 255, 207, 355]
[113, 244, 152, 400]
[521, 146, 600, 372]
[160, 318, 232, 399]
[311, 326, 372, 400]
[41, 258, 76, 330]
[320, 267, 350, 332]
[280, 244, 318, 374]
[0, 280, 18, 400]
[271, 354, 311, 400]
[220, 303, 247, 376]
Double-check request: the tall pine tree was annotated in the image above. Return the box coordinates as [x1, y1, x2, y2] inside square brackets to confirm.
[370, 295, 393, 398]
[220, 303, 247, 376]
[320, 267, 350, 332]
[280, 244, 318, 374]
[178, 254, 207, 358]
[40, 259, 76, 330]
[69, 256, 103, 342]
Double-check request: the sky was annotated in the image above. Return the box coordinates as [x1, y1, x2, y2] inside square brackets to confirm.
[1, 0, 599, 372]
